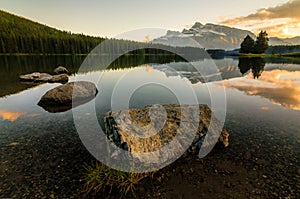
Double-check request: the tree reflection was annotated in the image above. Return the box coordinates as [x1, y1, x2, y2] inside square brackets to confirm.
[238, 57, 266, 79]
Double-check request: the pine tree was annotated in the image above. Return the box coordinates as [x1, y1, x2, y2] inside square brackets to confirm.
[240, 35, 255, 53]
[254, 31, 269, 54]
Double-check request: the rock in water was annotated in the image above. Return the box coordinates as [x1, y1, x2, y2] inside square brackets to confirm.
[104, 104, 229, 164]
[48, 74, 69, 84]
[54, 66, 68, 74]
[19, 72, 69, 83]
[38, 81, 98, 113]
[19, 72, 52, 82]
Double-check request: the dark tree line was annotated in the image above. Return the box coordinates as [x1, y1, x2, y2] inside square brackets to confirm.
[240, 31, 269, 54]
[266, 45, 300, 55]
[0, 10, 106, 54]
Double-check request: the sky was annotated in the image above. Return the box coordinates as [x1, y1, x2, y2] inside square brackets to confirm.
[1, 0, 299, 40]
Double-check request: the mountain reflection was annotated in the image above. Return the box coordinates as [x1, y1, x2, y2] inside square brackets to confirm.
[223, 70, 300, 110]
[238, 57, 266, 79]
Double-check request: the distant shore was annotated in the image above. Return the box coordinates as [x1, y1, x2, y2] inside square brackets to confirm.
[1, 52, 300, 59]
[230, 52, 300, 58]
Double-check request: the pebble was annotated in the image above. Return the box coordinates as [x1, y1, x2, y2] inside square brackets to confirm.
[7, 142, 19, 146]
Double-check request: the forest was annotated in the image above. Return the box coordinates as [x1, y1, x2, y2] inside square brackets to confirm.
[0, 10, 207, 58]
[266, 45, 300, 55]
[0, 10, 106, 54]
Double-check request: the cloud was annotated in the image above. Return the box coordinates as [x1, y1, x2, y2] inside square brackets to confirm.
[220, 0, 300, 37]
[221, 0, 300, 24]
[253, 22, 298, 38]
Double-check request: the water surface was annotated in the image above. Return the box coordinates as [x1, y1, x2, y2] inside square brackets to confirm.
[0, 55, 299, 197]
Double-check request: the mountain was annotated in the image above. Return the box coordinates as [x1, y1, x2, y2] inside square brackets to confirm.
[152, 22, 256, 50]
[152, 22, 300, 50]
[269, 36, 300, 46]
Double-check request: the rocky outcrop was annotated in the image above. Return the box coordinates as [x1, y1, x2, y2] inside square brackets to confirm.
[19, 72, 68, 84]
[54, 66, 68, 74]
[38, 81, 98, 113]
[104, 104, 229, 160]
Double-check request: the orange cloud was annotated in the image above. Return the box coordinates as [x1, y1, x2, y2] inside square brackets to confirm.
[253, 19, 300, 38]
[220, 0, 300, 37]
[223, 70, 300, 110]
[0, 110, 26, 122]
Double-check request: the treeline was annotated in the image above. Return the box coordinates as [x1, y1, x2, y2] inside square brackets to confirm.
[0, 10, 107, 54]
[0, 10, 149, 54]
[0, 10, 208, 58]
[266, 45, 300, 54]
[126, 46, 208, 59]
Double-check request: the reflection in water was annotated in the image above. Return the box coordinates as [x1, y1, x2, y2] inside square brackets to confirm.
[238, 57, 266, 79]
[1, 55, 300, 115]
[223, 70, 300, 110]
[0, 55, 181, 98]
[149, 58, 267, 85]
[0, 110, 26, 122]
[0, 55, 85, 98]
[260, 106, 270, 110]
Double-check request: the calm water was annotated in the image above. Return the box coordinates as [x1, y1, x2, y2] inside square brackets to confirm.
[0, 55, 299, 197]
[1, 55, 300, 138]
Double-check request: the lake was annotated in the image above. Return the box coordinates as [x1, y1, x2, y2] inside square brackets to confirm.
[0, 55, 299, 198]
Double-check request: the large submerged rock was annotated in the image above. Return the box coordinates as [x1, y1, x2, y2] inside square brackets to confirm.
[19, 72, 68, 84]
[38, 81, 98, 113]
[104, 104, 229, 163]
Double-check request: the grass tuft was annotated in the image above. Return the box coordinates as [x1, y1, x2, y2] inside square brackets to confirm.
[83, 162, 154, 197]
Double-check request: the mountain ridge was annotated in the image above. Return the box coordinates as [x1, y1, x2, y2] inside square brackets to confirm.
[152, 22, 300, 50]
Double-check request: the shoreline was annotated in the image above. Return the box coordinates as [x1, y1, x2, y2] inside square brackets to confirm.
[0, 113, 299, 198]
[228, 52, 300, 58]
[1, 52, 299, 59]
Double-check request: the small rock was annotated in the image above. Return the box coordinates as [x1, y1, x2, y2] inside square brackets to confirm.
[54, 66, 68, 74]
[7, 142, 19, 146]
[38, 81, 98, 113]
[48, 74, 69, 83]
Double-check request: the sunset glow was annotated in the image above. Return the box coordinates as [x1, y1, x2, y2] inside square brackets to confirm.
[220, 0, 300, 38]
[223, 70, 300, 110]
[1, 0, 298, 39]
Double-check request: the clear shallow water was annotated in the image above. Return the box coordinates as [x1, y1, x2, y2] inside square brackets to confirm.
[0, 55, 299, 198]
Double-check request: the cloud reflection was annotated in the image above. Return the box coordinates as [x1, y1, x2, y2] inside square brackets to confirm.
[0, 110, 26, 122]
[223, 70, 300, 110]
